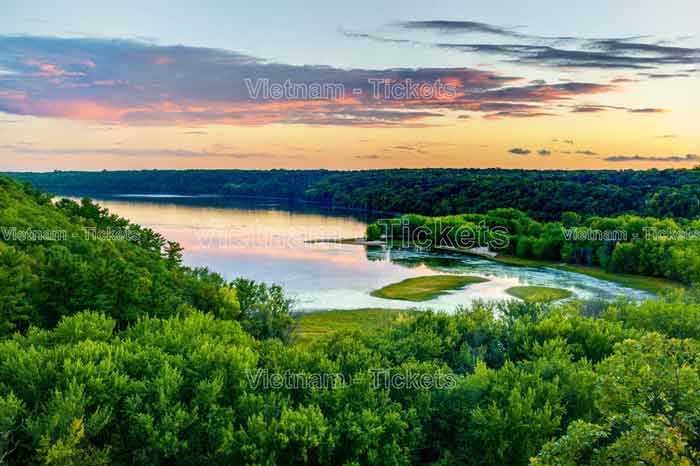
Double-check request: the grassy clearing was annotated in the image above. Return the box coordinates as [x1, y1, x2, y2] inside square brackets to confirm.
[371, 275, 489, 302]
[505, 286, 573, 303]
[489, 255, 554, 267]
[551, 264, 684, 295]
[293, 309, 410, 345]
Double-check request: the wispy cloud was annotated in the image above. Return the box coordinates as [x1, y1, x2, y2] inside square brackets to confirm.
[340, 30, 417, 45]
[638, 72, 691, 79]
[388, 144, 428, 154]
[395, 20, 533, 39]
[628, 107, 667, 113]
[0, 143, 274, 158]
[571, 105, 609, 113]
[470, 82, 616, 101]
[604, 154, 700, 162]
[569, 104, 667, 114]
[485, 111, 554, 119]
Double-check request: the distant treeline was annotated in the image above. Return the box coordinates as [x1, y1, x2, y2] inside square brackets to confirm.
[9, 168, 700, 220]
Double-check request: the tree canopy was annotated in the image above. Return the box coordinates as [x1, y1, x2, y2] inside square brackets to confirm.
[3, 174, 700, 465]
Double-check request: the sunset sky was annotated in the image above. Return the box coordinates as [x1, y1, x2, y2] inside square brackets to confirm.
[1, 0, 698, 171]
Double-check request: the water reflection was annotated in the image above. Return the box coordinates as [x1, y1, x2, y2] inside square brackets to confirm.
[67, 194, 652, 311]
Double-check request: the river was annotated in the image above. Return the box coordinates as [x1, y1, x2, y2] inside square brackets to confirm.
[71, 194, 652, 311]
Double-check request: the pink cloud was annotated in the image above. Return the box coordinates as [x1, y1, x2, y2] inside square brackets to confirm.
[0, 36, 624, 128]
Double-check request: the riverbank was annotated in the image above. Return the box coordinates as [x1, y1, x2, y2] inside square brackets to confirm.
[314, 237, 684, 295]
[488, 255, 684, 295]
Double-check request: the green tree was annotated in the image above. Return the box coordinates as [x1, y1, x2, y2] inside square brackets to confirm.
[534, 333, 700, 465]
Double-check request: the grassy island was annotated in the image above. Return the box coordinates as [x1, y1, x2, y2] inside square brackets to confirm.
[506, 286, 573, 303]
[372, 275, 488, 302]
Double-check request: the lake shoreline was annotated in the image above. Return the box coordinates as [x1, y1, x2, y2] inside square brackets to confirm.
[309, 237, 683, 295]
[47, 190, 405, 218]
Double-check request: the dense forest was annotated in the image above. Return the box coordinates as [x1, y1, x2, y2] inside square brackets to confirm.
[3, 174, 700, 465]
[9, 168, 700, 220]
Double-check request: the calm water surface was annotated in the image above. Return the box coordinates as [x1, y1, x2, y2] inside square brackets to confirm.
[77, 195, 652, 311]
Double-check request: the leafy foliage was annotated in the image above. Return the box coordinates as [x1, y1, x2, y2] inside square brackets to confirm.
[0, 175, 292, 337]
[4, 174, 700, 465]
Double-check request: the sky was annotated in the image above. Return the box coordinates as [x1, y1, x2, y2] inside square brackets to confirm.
[0, 0, 698, 171]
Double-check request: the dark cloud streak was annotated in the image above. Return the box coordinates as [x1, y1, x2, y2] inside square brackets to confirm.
[508, 147, 531, 155]
[350, 20, 700, 71]
[396, 20, 529, 39]
[605, 154, 700, 162]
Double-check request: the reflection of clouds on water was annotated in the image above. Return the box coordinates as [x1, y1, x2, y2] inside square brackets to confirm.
[81, 195, 652, 313]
